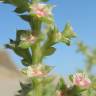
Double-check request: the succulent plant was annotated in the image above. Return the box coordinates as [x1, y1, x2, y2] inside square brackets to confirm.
[1, 0, 95, 96]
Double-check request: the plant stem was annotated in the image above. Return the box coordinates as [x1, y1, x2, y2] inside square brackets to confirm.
[31, 42, 42, 64]
[30, 16, 43, 64]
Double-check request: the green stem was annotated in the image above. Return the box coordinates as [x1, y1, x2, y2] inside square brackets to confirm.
[29, 16, 43, 64]
[31, 42, 42, 64]
[41, 30, 56, 58]
[30, 16, 41, 35]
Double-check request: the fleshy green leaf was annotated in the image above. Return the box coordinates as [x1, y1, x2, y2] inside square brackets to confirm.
[14, 7, 28, 14]
[61, 36, 71, 46]
[1, 0, 29, 7]
[61, 23, 76, 45]
[42, 64, 54, 73]
[43, 47, 56, 56]
[5, 43, 32, 66]
[19, 15, 31, 22]
[57, 78, 66, 91]
[19, 41, 31, 49]
[21, 58, 31, 66]
[1, 0, 29, 14]
[16, 30, 31, 44]
[62, 23, 76, 39]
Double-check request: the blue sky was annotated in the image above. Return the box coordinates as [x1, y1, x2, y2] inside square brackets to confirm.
[0, 0, 96, 76]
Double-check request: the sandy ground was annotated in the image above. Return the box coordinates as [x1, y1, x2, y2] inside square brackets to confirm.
[0, 50, 25, 96]
[0, 78, 21, 96]
[0, 66, 24, 96]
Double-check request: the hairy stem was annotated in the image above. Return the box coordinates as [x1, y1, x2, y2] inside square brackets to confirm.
[30, 16, 43, 64]
[31, 42, 42, 64]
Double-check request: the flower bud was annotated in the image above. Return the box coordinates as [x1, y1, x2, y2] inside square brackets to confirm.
[73, 73, 91, 89]
[30, 3, 53, 18]
[26, 64, 46, 77]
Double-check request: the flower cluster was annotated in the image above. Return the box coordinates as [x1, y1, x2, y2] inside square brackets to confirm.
[55, 72, 91, 96]
[24, 64, 46, 77]
[72, 72, 91, 89]
[22, 64, 52, 78]
[26, 66, 45, 77]
[30, 3, 53, 18]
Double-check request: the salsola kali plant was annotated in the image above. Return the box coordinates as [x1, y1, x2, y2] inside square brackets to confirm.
[77, 42, 96, 96]
[0, 0, 94, 96]
[77, 42, 96, 73]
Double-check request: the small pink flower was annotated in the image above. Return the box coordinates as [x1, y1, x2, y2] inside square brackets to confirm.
[31, 69, 45, 77]
[73, 73, 91, 88]
[27, 65, 46, 77]
[30, 3, 52, 18]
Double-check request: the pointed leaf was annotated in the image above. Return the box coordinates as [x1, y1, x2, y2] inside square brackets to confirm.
[57, 78, 66, 90]
[19, 41, 31, 49]
[63, 23, 76, 39]
[14, 7, 28, 14]
[43, 47, 56, 56]
[19, 15, 31, 22]
[61, 23, 76, 45]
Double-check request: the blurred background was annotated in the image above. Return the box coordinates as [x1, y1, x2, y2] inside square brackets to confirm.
[0, 50, 24, 96]
[0, 0, 96, 95]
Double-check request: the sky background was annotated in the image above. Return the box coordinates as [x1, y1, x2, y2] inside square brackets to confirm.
[0, 0, 96, 76]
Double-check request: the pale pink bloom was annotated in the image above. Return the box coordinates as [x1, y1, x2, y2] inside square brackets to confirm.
[73, 73, 91, 88]
[27, 65, 45, 77]
[31, 69, 44, 77]
[30, 3, 52, 18]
